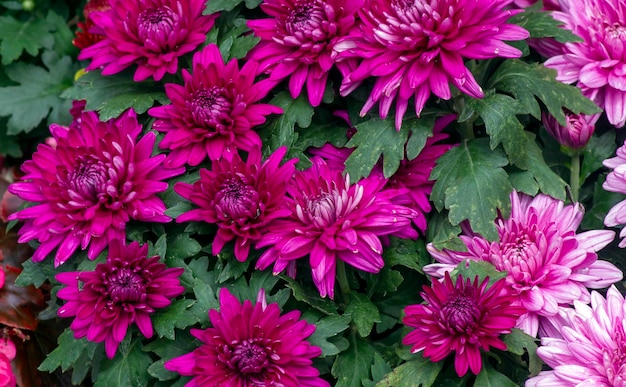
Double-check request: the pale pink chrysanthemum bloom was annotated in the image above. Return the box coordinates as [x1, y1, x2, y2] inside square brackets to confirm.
[334, 0, 529, 129]
[403, 273, 525, 377]
[8, 108, 184, 266]
[256, 157, 418, 298]
[78, 0, 216, 81]
[56, 239, 185, 359]
[602, 139, 626, 246]
[526, 286, 626, 386]
[164, 288, 329, 387]
[149, 44, 282, 166]
[544, 1, 626, 127]
[247, 0, 362, 107]
[542, 110, 600, 150]
[174, 147, 297, 262]
[424, 191, 620, 337]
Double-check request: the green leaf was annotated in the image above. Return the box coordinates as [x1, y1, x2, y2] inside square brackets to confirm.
[213, 15, 259, 60]
[488, 60, 601, 125]
[502, 328, 542, 376]
[0, 119, 22, 157]
[362, 352, 392, 387]
[332, 335, 378, 387]
[305, 313, 351, 357]
[581, 131, 616, 185]
[376, 353, 444, 387]
[508, 169, 539, 196]
[38, 329, 98, 373]
[452, 261, 507, 287]
[430, 139, 513, 240]
[0, 15, 54, 64]
[426, 211, 466, 251]
[15, 259, 51, 288]
[582, 175, 624, 230]
[474, 362, 518, 387]
[383, 237, 429, 273]
[346, 292, 381, 337]
[461, 91, 528, 168]
[510, 8, 583, 43]
[281, 275, 339, 315]
[152, 298, 199, 340]
[94, 338, 152, 387]
[61, 69, 168, 121]
[259, 91, 314, 156]
[522, 133, 567, 200]
[344, 114, 435, 180]
[166, 233, 202, 266]
[0, 53, 74, 133]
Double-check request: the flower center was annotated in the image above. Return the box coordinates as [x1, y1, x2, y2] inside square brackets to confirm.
[137, 6, 179, 48]
[606, 23, 626, 40]
[189, 87, 233, 130]
[441, 292, 481, 334]
[285, 0, 324, 35]
[494, 235, 540, 288]
[215, 178, 259, 223]
[106, 268, 146, 304]
[68, 157, 107, 202]
[227, 339, 270, 374]
[605, 329, 626, 384]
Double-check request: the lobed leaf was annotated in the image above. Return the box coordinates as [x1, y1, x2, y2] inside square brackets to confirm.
[375, 352, 443, 387]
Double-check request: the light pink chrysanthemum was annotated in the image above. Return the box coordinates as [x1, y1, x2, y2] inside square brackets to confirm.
[78, 0, 216, 81]
[542, 110, 600, 150]
[56, 239, 184, 359]
[425, 191, 620, 337]
[174, 146, 297, 262]
[403, 273, 524, 376]
[247, 0, 361, 106]
[256, 157, 418, 298]
[334, 0, 529, 129]
[526, 286, 626, 386]
[603, 139, 626, 246]
[149, 44, 282, 166]
[164, 288, 328, 387]
[8, 108, 184, 266]
[544, 1, 626, 127]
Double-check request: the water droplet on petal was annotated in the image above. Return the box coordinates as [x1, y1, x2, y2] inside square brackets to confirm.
[494, 48, 500, 55]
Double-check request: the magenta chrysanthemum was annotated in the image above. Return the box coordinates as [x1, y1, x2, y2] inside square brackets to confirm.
[544, 1, 626, 127]
[542, 110, 599, 150]
[174, 146, 297, 262]
[164, 288, 328, 387]
[247, 0, 361, 106]
[149, 44, 282, 166]
[526, 286, 626, 386]
[425, 191, 621, 337]
[334, 0, 529, 129]
[602, 140, 626, 246]
[8, 108, 184, 266]
[55, 239, 184, 359]
[78, 0, 216, 81]
[256, 157, 418, 298]
[403, 273, 524, 377]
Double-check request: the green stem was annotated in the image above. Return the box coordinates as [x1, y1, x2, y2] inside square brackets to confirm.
[336, 260, 351, 303]
[570, 153, 581, 203]
[453, 97, 474, 140]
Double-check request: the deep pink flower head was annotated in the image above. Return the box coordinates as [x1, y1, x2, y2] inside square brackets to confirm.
[603, 140, 626, 246]
[149, 44, 282, 166]
[8, 108, 184, 266]
[403, 273, 524, 377]
[164, 288, 328, 387]
[526, 286, 626, 386]
[247, 0, 362, 106]
[256, 157, 418, 298]
[0, 337, 15, 387]
[78, 0, 216, 81]
[424, 191, 620, 337]
[544, 1, 626, 127]
[0, 267, 4, 289]
[335, 0, 529, 129]
[56, 239, 184, 359]
[512, 0, 562, 10]
[174, 147, 297, 262]
[542, 110, 600, 150]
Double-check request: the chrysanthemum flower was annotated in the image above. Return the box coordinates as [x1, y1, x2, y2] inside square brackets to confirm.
[544, 1, 626, 127]
[424, 191, 620, 337]
[334, 0, 529, 129]
[403, 273, 524, 377]
[174, 146, 297, 262]
[603, 140, 626, 246]
[247, 0, 361, 106]
[526, 286, 626, 386]
[8, 108, 184, 266]
[542, 111, 599, 150]
[0, 266, 4, 289]
[256, 157, 418, 298]
[56, 239, 184, 359]
[78, 0, 216, 81]
[164, 287, 328, 387]
[149, 44, 282, 166]
[0, 337, 15, 387]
